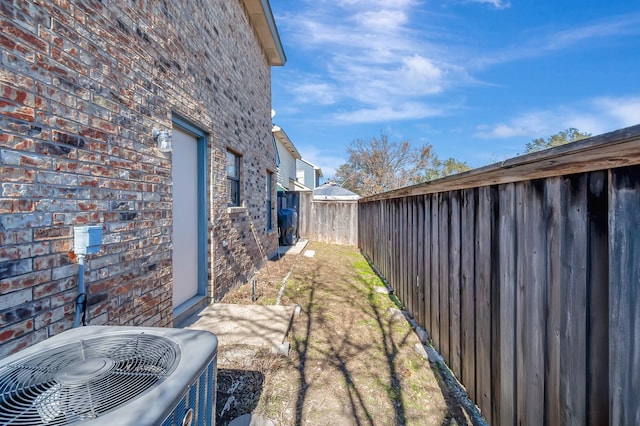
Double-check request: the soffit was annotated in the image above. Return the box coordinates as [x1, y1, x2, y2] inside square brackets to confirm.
[241, 0, 286, 66]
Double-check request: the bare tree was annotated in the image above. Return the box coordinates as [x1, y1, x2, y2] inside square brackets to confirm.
[335, 133, 470, 196]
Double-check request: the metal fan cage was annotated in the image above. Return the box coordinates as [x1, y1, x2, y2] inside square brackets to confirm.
[0, 333, 180, 425]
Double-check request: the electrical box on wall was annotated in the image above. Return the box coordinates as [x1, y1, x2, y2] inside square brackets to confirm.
[74, 225, 103, 255]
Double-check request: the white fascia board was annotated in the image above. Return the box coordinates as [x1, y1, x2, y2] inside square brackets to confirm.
[241, 0, 287, 66]
[273, 127, 301, 159]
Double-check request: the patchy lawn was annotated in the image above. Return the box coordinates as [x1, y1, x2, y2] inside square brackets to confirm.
[217, 242, 470, 425]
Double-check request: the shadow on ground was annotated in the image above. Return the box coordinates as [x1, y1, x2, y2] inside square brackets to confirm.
[216, 242, 483, 425]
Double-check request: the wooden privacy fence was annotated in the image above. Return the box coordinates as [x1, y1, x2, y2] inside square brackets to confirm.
[358, 125, 640, 425]
[298, 192, 358, 245]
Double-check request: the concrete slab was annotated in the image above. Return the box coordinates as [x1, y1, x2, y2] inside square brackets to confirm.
[276, 238, 309, 256]
[180, 303, 295, 352]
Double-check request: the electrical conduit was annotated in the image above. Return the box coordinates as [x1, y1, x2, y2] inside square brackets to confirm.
[73, 254, 87, 328]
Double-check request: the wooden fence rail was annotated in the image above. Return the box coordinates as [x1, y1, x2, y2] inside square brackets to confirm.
[358, 125, 640, 425]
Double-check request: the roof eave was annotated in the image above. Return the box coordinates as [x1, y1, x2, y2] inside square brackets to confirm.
[273, 126, 301, 159]
[241, 0, 287, 66]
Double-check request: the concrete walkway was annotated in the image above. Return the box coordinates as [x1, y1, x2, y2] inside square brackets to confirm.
[180, 303, 296, 354]
[178, 240, 308, 355]
[276, 238, 309, 256]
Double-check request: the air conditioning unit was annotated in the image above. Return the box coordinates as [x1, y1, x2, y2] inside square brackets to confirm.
[0, 326, 218, 426]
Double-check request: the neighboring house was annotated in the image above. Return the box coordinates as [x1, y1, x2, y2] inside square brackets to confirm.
[272, 125, 301, 191]
[297, 158, 324, 189]
[272, 125, 307, 242]
[0, 0, 285, 357]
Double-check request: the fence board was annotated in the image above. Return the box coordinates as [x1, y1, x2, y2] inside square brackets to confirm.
[609, 166, 640, 426]
[406, 197, 412, 313]
[460, 188, 476, 403]
[395, 199, 401, 304]
[518, 181, 546, 426]
[410, 197, 420, 320]
[544, 177, 562, 426]
[405, 199, 411, 313]
[423, 196, 432, 334]
[389, 201, 395, 295]
[475, 186, 492, 423]
[416, 196, 425, 326]
[408, 198, 413, 311]
[496, 183, 516, 425]
[387, 201, 398, 292]
[439, 193, 450, 364]
[449, 191, 462, 380]
[384, 201, 388, 279]
[515, 182, 526, 425]
[397, 199, 404, 305]
[431, 194, 440, 350]
[560, 174, 588, 424]
[398, 199, 405, 304]
[587, 171, 609, 426]
[382, 202, 388, 279]
[298, 192, 311, 239]
[407, 198, 413, 315]
[489, 184, 501, 426]
[401, 198, 408, 305]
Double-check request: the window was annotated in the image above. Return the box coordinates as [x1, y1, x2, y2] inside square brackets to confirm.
[266, 172, 273, 231]
[226, 150, 241, 206]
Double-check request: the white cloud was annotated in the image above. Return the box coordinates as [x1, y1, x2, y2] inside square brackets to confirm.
[354, 9, 408, 30]
[324, 54, 446, 108]
[476, 14, 640, 68]
[401, 55, 444, 91]
[476, 123, 526, 139]
[275, 2, 640, 132]
[333, 102, 444, 123]
[550, 15, 640, 49]
[274, 1, 460, 125]
[291, 82, 337, 105]
[475, 96, 640, 139]
[338, 0, 417, 8]
[592, 97, 640, 126]
[466, 0, 510, 9]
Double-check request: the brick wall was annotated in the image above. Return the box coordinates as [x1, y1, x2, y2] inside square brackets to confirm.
[0, 0, 279, 357]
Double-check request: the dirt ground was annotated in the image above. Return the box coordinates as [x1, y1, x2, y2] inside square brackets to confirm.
[216, 242, 483, 426]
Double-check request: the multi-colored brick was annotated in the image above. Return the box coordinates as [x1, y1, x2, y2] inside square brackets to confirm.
[0, 0, 281, 357]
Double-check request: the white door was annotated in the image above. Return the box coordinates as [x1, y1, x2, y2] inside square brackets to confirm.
[172, 127, 199, 308]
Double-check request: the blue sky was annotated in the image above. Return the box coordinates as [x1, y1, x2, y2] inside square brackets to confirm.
[269, 0, 640, 179]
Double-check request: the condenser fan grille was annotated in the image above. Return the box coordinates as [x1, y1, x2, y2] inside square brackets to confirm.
[0, 333, 180, 425]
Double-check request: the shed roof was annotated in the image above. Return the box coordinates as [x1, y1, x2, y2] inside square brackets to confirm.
[313, 183, 360, 200]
